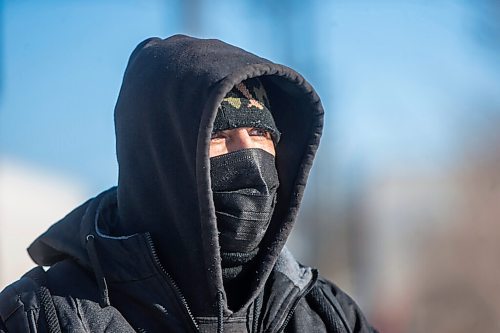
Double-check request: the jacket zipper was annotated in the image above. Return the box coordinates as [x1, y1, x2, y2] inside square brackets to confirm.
[145, 233, 200, 332]
[275, 272, 318, 333]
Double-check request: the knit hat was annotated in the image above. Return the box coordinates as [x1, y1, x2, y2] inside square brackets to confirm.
[213, 78, 280, 143]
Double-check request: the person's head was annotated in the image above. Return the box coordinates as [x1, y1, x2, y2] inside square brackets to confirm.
[209, 78, 280, 256]
[113, 35, 324, 314]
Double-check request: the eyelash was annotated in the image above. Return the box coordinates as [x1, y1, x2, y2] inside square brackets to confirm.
[211, 132, 225, 140]
[249, 128, 270, 137]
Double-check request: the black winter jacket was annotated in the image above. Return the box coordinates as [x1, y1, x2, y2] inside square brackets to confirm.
[0, 35, 377, 332]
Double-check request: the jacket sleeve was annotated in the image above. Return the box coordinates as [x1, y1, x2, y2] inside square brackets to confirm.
[316, 277, 378, 333]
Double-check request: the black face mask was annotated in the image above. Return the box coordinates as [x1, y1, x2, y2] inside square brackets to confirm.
[210, 148, 279, 253]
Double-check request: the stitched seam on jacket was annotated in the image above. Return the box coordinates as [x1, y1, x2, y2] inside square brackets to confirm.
[1, 303, 22, 322]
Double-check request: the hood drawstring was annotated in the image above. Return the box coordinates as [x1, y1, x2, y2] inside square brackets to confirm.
[85, 234, 111, 308]
[307, 286, 351, 333]
[217, 290, 224, 333]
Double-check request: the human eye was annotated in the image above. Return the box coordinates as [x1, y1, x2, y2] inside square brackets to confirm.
[249, 128, 271, 138]
[211, 131, 226, 140]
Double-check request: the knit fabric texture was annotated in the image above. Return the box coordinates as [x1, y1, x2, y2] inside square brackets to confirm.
[213, 78, 281, 143]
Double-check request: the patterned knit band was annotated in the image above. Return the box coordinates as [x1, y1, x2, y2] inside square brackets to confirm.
[213, 78, 280, 143]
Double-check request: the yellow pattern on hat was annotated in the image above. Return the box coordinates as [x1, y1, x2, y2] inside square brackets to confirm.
[224, 97, 242, 109]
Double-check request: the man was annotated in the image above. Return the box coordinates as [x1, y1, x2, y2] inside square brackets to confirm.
[0, 35, 376, 332]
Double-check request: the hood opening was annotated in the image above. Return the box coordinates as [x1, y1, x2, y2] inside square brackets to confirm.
[199, 67, 323, 315]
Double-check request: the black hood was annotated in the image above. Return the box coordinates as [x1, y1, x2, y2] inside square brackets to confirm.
[28, 35, 324, 318]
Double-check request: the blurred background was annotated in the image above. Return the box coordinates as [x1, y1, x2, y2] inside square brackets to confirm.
[1, 0, 500, 331]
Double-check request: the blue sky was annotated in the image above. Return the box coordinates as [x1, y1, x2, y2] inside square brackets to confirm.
[1, 0, 499, 194]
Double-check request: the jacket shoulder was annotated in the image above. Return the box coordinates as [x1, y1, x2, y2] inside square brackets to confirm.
[1, 261, 134, 333]
[314, 277, 378, 333]
[0, 267, 46, 332]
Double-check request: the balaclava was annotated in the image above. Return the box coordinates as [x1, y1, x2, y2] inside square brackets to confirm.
[210, 78, 280, 309]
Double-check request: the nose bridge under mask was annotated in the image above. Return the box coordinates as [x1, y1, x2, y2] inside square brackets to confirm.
[210, 148, 278, 194]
